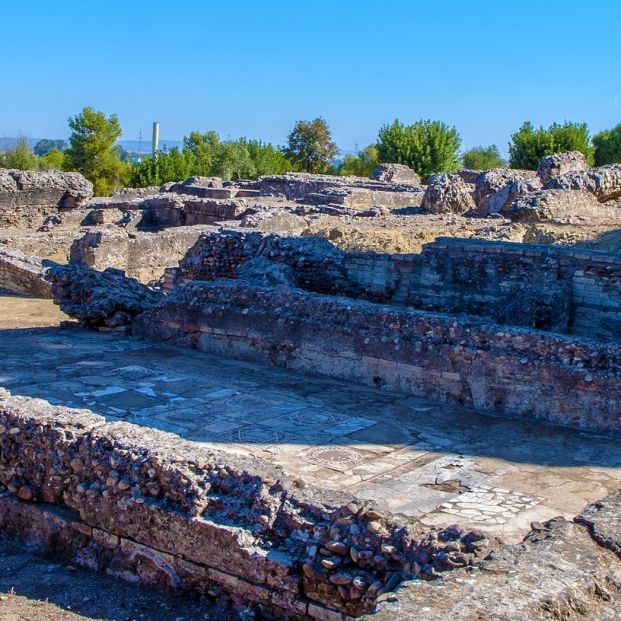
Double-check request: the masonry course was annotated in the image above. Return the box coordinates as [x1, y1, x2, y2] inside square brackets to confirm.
[3, 157, 621, 619]
[0, 393, 497, 619]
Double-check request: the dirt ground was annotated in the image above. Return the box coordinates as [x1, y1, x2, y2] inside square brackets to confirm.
[301, 213, 621, 254]
[0, 292, 68, 329]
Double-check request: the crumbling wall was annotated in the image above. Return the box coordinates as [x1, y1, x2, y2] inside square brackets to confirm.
[0, 247, 51, 297]
[258, 173, 422, 200]
[0, 168, 93, 210]
[134, 281, 621, 434]
[365, 493, 621, 621]
[69, 226, 213, 283]
[392, 238, 621, 341]
[172, 232, 621, 341]
[0, 394, 493, 619]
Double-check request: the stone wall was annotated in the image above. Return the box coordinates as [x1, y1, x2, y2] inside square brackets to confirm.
[384, 238, 621, 342]
[134, 281, 621, 434]
[365, 493, 621, 621]
[69, 226, 215, 282]
[0, 247, 51, 297]
[172, 232, 621, 342]
[258, 173, 423, 200]
[0, 394, 493, 620]
[0, 168, 93, 210]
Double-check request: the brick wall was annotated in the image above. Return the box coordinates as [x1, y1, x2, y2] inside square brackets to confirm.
[174, 232, 621, 343]
[134, 282, 621, 434]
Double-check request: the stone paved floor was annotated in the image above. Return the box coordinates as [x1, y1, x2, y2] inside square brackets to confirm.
[1, 296, 620, 542]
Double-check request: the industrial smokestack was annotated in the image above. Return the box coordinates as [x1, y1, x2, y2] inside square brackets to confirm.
[152, 122, 160, 154]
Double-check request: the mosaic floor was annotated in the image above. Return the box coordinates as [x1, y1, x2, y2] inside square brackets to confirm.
[1, 296, 620, 542]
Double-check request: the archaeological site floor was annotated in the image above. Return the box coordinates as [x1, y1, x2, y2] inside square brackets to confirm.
[2, 294, 620, 545]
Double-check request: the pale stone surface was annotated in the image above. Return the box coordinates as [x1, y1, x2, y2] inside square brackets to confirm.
[537, 150, 589, 184]
[504, 188, 617, 222]
[544, 163, 621, 202]
[2, 297, 620, 545]
[371, 164, 421, 185]
[421, 173, 476, 214]
[366, 515, 621, 621]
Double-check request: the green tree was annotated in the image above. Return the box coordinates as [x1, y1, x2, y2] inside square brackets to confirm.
[63, 107, 126, 195]
[508, 121, 594, 169]
[338, 145, 379, 177]
[33, 139, 66, 156]
[2, 138, 38, 170]
[376, 119, 461, 179]
[284, 117, 338, 173]
[211, 141, 256, 180]
[593, 123, 621, 166]
[39, 148, 66, 170]
[462, 145, 506, 170]
[128, 132, 296, 187]
[244, 139, 294, 176]
[182, 130, 220, 175]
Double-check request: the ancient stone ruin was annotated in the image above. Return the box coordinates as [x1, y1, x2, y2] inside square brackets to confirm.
[1, 156, 621, 619]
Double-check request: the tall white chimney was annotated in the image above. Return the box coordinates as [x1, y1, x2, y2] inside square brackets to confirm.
[152, 122, 160, 154]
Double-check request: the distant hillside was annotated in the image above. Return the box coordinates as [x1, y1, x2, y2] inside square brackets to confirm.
[0, 137, 183, 155]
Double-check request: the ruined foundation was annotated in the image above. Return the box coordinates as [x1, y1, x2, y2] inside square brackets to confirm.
[1, 161, 621, 619]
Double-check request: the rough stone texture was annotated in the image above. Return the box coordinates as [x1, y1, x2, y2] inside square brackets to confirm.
[544, 163, 621, 202]
[236, 256, 296, 286]
[69, 226, 212, 283]
[0, 168, 93, 209]
[367, 505, 621, 621]
[305, 188, 424, 210]
[170, 232, 621, 342]
[575, 489, 621, 558]
[174, 230, 374, 297]
[110, 186, 161, 200]
[49, 263, 161, 328]
[480, 176, 542, 215]
[537, 150, 590, 184]
[259, 173, 425, 201]
[0, 246, 52, 297]
[421, 174, 476, 214]
[454, 169, 481, 184]
[0, 394, 495, 619]
[170, 175, 223, 189]
[473, 168, 537, 212]
[505, 189, 618, 222]
[134, 280, 621, 433]
[371, 164, 421, 186]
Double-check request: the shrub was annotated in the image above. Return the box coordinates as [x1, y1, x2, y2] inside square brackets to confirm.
[462, 145, 506, 170]
[376, 119, 461, 180]
[338, 145, 379, 177]
[593, 123, 621, 166]
[508, 121, 594, 169]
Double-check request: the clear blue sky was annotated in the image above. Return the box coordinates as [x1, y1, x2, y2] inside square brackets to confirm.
[3, 0, 620, 153]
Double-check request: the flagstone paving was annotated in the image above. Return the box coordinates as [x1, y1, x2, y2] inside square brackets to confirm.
[1, 296, 620, 542]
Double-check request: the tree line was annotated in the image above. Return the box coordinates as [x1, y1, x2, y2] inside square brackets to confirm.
[1, 106, 620, 195]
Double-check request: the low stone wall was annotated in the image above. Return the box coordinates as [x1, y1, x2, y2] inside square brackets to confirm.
[0, 394, 493, 619]
[305, 188, 424, 210]
[134, 281, 621, 434]
[258, 173, 423, 200]
[70, 226, 214, 282]
[172, 231, 621, 342]
[0, 247, 51, 297]
[386, 238, 621, 342]
[0, 168, 93, 210]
